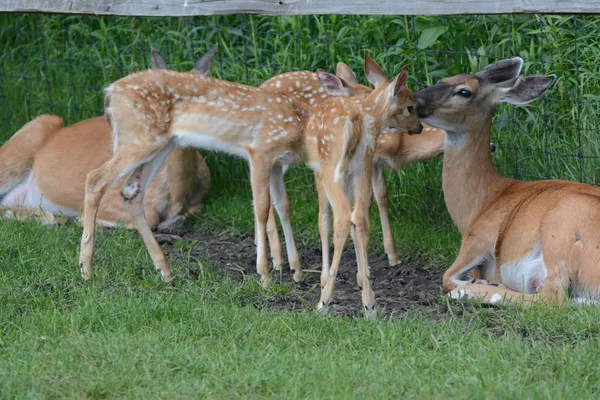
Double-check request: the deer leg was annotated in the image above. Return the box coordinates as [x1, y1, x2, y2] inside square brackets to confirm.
[372, 163, 398, 266]
[448, 283, 540, 305]
[318, 177, 351, 314]
[270, 164, 302, 281]
[315, 171, 331, 288]
[0, 206, 62, 225]
[121, 143, 174, 282]
[442, 234, 492, 292]
[79, 145, 166, 281]
[249, 156, 272, 287]
[353, 157, 377, 317]
[266, 203, 284, 271]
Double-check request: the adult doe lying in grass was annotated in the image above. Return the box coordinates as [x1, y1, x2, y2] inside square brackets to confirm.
[412, 58, 600, 305]
[0, 48, 215, 229]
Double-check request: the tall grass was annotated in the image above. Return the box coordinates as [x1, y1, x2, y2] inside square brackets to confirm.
[1, 14, 599, 263]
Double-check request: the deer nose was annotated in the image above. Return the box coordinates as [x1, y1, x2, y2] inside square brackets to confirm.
[490, 142, 496, 153]
[409, 123, 423, 135]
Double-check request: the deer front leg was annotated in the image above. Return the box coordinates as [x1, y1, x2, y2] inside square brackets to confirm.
[448, 283, 540, 305]
[270, 164, 302, 281]
[249, 156, 272, 287]
[314, 171, 332, 288]
[371, 163, 398, 266]
[442, 234, 493, 292]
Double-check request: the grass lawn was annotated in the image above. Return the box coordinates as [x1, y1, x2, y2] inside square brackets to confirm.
[2, 13, 600, 399]
[2, 219, 600, 398]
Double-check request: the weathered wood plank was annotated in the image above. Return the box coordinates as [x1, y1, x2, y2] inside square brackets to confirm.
[2, 0, 599, 16]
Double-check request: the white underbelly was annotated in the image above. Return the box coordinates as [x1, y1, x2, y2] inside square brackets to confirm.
[499, 243, 547, 294]
[174, 131, 248, 160]
[0, 171, 78, 217]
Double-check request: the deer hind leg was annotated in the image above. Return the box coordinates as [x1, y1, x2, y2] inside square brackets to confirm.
[269, 164, 302, 281]
[318, 177, 351, 314]
[0, 206, 62, 225]
[266, 203, 284, 272]
[249, 155, 272, 286]
[315, 171, 332, 288]
[372, 163, 398, 266]
[121, 142, 175, 282]
[79, 144, 166, 281]
[353, 159, 377, 317]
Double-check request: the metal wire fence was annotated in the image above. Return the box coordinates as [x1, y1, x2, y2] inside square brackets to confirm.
[0, 13, 599, 224]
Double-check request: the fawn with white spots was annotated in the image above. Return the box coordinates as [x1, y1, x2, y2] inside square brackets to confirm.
[260, 57, 446, 273]
[78, 53, 314, 285]
[304, 54, 422, 316]
[412, 58, 596, 306]
[0, 48, 213, 229]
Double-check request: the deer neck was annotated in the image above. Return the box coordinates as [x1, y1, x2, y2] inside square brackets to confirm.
[442, 114, 512, 233]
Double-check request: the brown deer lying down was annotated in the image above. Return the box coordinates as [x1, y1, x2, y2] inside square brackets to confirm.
[0, 48, 214, 230]
[260, 57, 446, 275]
[411, 58, 599, 306]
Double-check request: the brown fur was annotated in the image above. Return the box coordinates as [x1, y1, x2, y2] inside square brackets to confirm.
[413, 59, 591, 305]
[260, 61, 445, 268]
[304, 57, 422, 315]
[0, 51, 212, 229]
[79, 68, 312, 284]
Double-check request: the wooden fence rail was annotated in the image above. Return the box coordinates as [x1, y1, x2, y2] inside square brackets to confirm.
[1, 0, 599, 17]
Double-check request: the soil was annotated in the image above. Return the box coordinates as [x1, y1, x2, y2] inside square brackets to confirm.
[163, 227, 466, 319]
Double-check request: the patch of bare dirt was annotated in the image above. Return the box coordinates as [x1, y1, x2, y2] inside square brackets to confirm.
[164, 227, 465, 319]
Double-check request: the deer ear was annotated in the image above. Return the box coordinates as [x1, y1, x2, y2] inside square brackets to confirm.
[191, 43, 218, 75]
[150, 49, 168, 70]
[336, 62, 357, 84]
[391, 67, 409, 97]
[364, 52, 388, 88]
[501, 75, 556, 105]
[317, 69, 351, 96]
[476, 57, 523, 88]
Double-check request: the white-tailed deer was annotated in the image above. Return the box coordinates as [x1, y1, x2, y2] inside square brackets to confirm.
[0, 48, 215, 229]
[78, 61, 315, 284]
[305, 59, 422, 315]
[260, 59, 446, 271]
[411, 58, 594, 306]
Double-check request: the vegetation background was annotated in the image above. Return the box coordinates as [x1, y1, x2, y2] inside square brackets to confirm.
[1, 13, 600, 398]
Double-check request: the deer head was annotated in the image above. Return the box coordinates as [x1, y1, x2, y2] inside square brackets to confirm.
[413, 57, 556, 135]
[363, 53, 422, 134]
[316, 53, 422, 135]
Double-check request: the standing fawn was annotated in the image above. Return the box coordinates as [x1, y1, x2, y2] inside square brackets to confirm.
[411, 58, 596, 306]
[260, 58, 446, 271]
[0, 48, 215, 229]
[79, 62, 312, 284]
[305, 60, 422, 315]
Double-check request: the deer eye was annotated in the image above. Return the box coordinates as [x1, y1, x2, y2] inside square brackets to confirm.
[455, 89, 472, 98]
[407, 106, 414, 114]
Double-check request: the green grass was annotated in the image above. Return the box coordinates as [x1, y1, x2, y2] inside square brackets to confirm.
[3, 219, 600, 398]
[2, 13, 600, 397]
